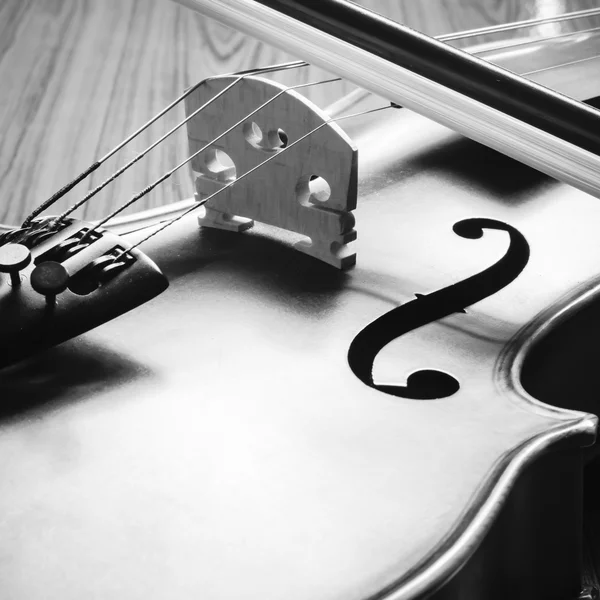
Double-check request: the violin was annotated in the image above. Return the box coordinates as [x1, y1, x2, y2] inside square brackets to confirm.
[2, 1, 600, 599]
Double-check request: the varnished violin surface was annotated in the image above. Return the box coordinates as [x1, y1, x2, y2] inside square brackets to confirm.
[2, 2, 600, 600]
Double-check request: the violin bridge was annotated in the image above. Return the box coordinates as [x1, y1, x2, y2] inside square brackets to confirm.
[0, 218, 168, 368]
[185, 74, 358, 269]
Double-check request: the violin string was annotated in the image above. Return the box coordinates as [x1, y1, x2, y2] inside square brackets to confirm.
[469, 24, 600, 54]
[78, 75, 342, 240]
[113, 105, 392, 260]
[438, 7, 600, 42]
[522, 53, 600, 77]
[21, 60, 308, 228]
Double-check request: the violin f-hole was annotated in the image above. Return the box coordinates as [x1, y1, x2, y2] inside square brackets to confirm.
[347, 217, 530, 399]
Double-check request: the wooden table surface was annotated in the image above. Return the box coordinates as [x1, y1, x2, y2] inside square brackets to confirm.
[0, 0, 597, 225]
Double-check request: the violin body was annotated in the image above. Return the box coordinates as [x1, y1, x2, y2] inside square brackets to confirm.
[3, 1, 600, 599]
[2, 101, 600, 599]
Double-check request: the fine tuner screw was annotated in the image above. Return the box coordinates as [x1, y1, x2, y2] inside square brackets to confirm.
[30, 261, 69, 307]
[0, 243, 32, 287]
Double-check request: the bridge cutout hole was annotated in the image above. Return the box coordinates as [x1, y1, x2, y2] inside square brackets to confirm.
[243, 121, 288, 152]
[269, 128, 288, 149]
[204, 148, 237, 182]
[296, 174, 332, 206]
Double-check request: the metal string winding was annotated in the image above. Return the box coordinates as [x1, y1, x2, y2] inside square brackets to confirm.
[20, 60, 307, 228]
[51, 61, 310, 228]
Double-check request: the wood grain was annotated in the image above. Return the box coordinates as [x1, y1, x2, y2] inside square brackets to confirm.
[0, 0, 597, 225]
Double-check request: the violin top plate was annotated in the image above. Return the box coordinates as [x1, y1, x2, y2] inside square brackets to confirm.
[0, 108, 597, 600]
